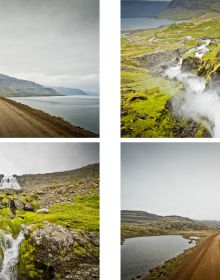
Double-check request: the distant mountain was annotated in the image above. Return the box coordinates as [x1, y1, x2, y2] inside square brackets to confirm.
[15, 163, 99, 190]
[161, 0, 220, 18]
[53, 87, 89, 96]
[0, 74, 60, 97]
[168, 0, 219, 10]
[121, 210, 214, 239]
[121, 210, 193, 224]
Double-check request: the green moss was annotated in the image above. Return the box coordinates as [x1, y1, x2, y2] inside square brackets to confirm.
[121, 13, 220, 137]
[18, 239, 43, 279]
[18, 194, 99, 233]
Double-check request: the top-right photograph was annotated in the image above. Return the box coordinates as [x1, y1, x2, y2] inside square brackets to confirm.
[121, 0, 220, 138]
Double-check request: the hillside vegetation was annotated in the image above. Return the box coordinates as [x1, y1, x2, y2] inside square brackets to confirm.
[121, 13, 220, 137]
[0, 163, 99, 279]
[121, 210, 217, 240]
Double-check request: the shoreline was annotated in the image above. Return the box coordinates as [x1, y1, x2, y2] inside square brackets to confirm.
[0, 97, 97, 138]
[122, 232, 217, 280]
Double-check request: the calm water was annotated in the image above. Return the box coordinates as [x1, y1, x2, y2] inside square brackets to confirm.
[121, 1, 169, 18]
[121, 17, 177, 31]
[121, 235, 194, 280]
[9, 96, 99, 134]
[121, 1, 176, 31]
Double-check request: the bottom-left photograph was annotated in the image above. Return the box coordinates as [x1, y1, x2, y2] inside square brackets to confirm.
[0, 142, 99, 280]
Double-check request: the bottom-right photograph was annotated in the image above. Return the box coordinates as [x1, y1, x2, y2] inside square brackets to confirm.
[121, 143, 220, 280]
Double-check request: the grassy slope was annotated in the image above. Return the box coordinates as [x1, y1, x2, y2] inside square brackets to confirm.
[121, 13, 220, 138]
[0, 168, 99, 279]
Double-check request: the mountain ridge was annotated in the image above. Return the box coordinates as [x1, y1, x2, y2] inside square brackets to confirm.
[160, 0, 220, 18]
[53, 87, 89, 96]
[0, 73, 61, 97]
[121, 210, 194, 224]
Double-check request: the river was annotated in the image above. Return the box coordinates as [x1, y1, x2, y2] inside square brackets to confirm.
[9, 95, 99, 134]
[164, 39, 220, 137]
[121, 235, 195, 280]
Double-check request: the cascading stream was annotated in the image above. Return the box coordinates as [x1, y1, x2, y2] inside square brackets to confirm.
[0, 176, 20, 190]
[164, 39, 220, 137]
[0, 231, 24, 280]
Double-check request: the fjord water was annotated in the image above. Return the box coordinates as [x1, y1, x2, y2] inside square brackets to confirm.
[10, 96, 99, 134]
[121, 235, 194, 280]
[121, 1, 176, 31]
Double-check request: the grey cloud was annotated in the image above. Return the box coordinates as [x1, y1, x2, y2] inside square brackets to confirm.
[0, 0, 99, 91]
[122, 143, 220, 220]
[0, 143, 99, 175]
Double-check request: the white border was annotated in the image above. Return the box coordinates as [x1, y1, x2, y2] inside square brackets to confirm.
[100, 0, 121, 278]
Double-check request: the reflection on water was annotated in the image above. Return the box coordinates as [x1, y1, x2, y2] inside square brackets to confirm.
[121, 17, 177, 31]
[121, 235, 194, 280]
[10, 96, 99, 133]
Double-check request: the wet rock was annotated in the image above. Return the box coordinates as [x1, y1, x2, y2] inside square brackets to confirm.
[21, 224, 32, 237]
[181, 56, 201, 73]
[136, 48, 185, 73]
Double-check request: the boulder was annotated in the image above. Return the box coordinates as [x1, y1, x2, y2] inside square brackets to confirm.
[26, 223, 99, 279]
[24, 202, 34, 211]
[13, 199, 24, 210]
[36, 208, 49, 214]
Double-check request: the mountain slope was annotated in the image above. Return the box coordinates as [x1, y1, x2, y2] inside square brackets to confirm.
[0, 73, 60, 97]
[122, 210, 196, 224]
[121, 210, 215, 239]
[15, 163, 99, 190]
[53, 87, 89, 96]
[160, 0, 220, 18]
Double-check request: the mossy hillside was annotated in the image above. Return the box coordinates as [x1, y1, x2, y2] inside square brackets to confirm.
[19, 194, 99, 233]
[121, 14, 220, 137]
[17, 194, 99, 279]
[0, 194, 99, 235]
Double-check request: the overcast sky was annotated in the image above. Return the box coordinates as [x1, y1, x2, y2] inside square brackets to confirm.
[0, 0, 99, 92]
[0, 143, 99, 175]
[122, 143, 220, 220]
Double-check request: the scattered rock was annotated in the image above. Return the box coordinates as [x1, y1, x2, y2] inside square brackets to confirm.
[27, 223, 99, 279]
[36, 208, 49, 214]
[24, 202, 34, 211]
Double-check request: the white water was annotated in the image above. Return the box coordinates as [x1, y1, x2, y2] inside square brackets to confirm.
[164, 39, 220, 137]
[0, 176, 20, 190]
[0, 231, 24, 280]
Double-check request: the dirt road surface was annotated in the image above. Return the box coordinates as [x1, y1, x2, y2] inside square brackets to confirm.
[168, 233, 220, 280]
[0, 97, 96, 137]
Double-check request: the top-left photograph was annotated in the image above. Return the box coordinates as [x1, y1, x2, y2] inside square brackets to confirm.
[0, 0, 99, 138]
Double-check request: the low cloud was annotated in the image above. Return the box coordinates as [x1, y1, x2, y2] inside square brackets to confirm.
[0, 0, 99, 91]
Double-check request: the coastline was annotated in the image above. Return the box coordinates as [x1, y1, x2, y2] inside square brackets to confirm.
[0, 97, 97, 138]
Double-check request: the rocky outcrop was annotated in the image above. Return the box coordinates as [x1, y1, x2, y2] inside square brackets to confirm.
[19, 223, 99, 280]
[136, 49, 184, 73]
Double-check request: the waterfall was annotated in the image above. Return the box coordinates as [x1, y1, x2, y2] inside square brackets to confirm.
[164, 39, 220, 137]
[0, 231, 24, 280]
[0, 176, 20, 190]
